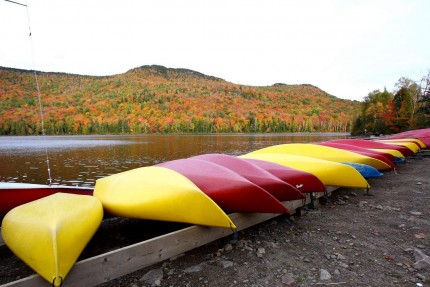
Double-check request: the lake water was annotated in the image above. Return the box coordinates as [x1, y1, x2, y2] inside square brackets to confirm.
[0, 133, 349, 186]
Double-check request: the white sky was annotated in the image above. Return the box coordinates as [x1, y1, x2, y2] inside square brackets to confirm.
[1, 0, 429, 101]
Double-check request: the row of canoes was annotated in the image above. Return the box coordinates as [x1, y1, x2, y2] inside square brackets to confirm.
[1, 129, 429, 286]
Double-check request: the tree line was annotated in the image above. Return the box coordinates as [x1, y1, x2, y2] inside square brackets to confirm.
[351, 71, 430, 135]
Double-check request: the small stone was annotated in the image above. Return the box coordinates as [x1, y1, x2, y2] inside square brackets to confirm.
[257, 247, 266, 258]
[416, 245, 426, 249]
[416, 182, 422, 185]
[221, 260, 234, 268]
[376, 205, 383, 210]
[339, 262, 349, 268]
[140, 268, 163, 285]
[184, 264, 203, 273]
[410, 211, 423, 216]
[224, 243, 233, 251]
[413, 249, 430, 270]
[414, 249, 428, 261]
[334, 269, 341, 275]
[337, 254, 346, 260]
[281, 275, 295, 286]
[319, 269, 332, 280]
[398, 224, 406, 228]
[358, 201, 368, 208]
[350, 192, 357, 196]
[416, 273, 427, 281]
[304, 258, 311, 263]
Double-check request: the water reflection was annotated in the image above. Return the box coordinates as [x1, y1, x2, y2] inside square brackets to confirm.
[0, 133, 348, 186]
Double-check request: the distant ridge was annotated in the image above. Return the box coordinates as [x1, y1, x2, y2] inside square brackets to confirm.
[127, 65, 225, 82]
[0, 65, 360, 135]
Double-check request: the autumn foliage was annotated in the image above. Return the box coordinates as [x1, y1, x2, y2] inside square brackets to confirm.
[0, 65, 360, 135]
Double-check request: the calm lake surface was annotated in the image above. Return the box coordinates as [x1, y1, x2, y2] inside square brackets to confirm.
[0, 133, 349, 187]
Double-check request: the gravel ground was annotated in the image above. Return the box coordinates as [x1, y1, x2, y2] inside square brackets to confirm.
[1, 157, 430, 287]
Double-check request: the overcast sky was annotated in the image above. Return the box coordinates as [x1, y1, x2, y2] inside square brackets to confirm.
[1, 0, 429, 101]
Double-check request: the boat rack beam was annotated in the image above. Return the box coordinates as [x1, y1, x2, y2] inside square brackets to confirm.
[2, 187, 338, 287]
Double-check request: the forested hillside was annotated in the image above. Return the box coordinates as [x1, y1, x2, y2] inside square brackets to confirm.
[0, 65, 360, 135]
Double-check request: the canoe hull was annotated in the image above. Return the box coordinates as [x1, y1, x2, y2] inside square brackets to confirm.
[158, 159, 288, 214]
[94, 166, 236, 229]
[1, 193, 103, 286]
[240, 153, 369, 189]
[242, 158, 326, 193]
[191, 154, 305, 202]
[248, 143, 392, 171]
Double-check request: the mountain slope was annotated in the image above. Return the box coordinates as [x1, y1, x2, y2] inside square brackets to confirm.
[0, 65, 360, 135]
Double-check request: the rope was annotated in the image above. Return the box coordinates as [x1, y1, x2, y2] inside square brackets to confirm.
[24, 0, 53, 185]
[4, 0, 26, 6]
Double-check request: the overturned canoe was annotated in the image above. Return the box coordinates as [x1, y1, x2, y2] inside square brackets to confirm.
[369, 148, 405, 159]
[376, 138, 426, 149]
[242, 158, 327, 194]
[342, 163, 383, 178]
[318, 142, 396, 169]
[1, 193, 103, 286]
[158, 158, 288, 214]
[327, 139, 415, 157]
[248, 143, 392, 171]
[383, 128, 430, 147]
[0, 182, 93, 220]
[94, 166, 236, 229]
[239, 153, 369, 189]
[373, 139, 420, 153]
[191, 153, 305, 202]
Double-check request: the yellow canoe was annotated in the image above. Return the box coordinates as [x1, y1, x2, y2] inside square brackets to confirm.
[1, 193, 103, 286]
[369, 148, 405, 158]
[374, 140, 420, 153]
[378, 138, 426, 148]
[247, 143, 391, 170]
[239, 153, 369, 189]
[94, 166, 235, 229]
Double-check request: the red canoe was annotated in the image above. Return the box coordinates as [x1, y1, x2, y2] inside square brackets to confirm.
[383, 128, 430, 147]
[191, 154, 305, 202]
[318, 142, 396, 169]
[241, 158, 326, 194]
[327, 139, 415, 157]
[157, 158, 288, 214]
[0, 183, 93, 220]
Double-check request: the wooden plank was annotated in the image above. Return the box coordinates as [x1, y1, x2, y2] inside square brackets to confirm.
[2, 188, 337, 287]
